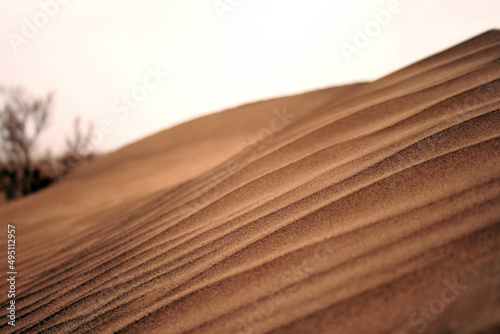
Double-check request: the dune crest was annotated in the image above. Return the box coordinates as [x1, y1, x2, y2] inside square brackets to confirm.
[1, 30, 499, 333]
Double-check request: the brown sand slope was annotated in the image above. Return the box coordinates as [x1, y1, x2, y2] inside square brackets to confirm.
[1, 30, 499, 333]
[0, 83, 360, 232]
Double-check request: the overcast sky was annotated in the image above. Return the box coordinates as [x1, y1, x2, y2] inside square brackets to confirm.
[1, 0, 499, 156]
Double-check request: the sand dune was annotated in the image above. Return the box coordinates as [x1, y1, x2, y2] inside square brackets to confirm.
[1, 30, 499, 333]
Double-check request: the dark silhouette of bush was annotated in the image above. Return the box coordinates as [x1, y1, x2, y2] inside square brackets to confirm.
[0, 167, 18, 199]
[0, 165, 55, 200]
[0, 87, 95, 201]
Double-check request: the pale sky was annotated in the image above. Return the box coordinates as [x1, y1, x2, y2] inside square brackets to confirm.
[1, 0, 499, 156]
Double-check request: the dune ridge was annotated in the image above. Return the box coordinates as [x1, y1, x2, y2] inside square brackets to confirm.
[1, 30, 499, 333]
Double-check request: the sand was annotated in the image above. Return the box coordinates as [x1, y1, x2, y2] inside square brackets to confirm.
[0, 30, 499, 333]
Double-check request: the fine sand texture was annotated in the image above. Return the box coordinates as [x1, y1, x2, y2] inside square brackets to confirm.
[1, 30, 499, 333]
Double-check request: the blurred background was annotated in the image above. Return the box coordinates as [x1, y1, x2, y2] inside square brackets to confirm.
[0, 0, 499, 199]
